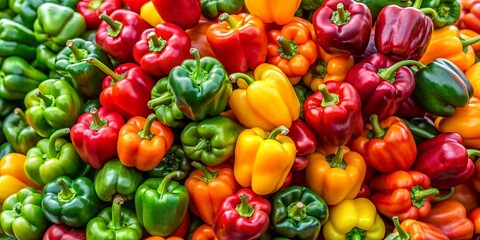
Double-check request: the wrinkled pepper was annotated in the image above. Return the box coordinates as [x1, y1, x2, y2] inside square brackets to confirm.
[77, 0, 123, 30]
[0, 19, 38, 61]
[148, 77, 188, 128]
[201, 0, 244, 19]
[152, 0, 201, 29]
[244, 0, 301, 25]
[2, 108, 41, 154]
[0, 153, 40, 204]
[385, 216, 449, 240]
[148, 144, 191, 180]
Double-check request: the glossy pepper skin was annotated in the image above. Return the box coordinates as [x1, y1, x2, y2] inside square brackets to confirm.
[201, 0, 244, 19]
[148, 77, 188, 128]
[385, 216, 449, 240]
[42, 176, 100, 227]
[244, 0, 301, 25]
[0, 19, 38, 61]
[2, 108, 42, 154]
[122, 0, 149, 13]
[152, 0, 201, 29]
[43, 224, 87, 240]
[133, 23, 192, 77]
[140, 1, 165, 27]
[461, 0, 480, 34]
[148, 144, 191, 180]
[0, 153, 41, 204]
[271, 186, 329, 240]
[169, 48, 232, 121]
[466, 62, 480, 99]
[206, 13, 268, 74]
[77, 0, 123, 30]
[312, 0, 372, 56]
[286, 119, 317, 156]
[212, 188, 271, 240]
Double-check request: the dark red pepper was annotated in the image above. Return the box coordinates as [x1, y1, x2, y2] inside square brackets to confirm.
[43, 224, 86, 240]
[77, 0, 123, 30]
[394, 96, 427, 118]
[287, 119, 318, 156]
[292, 155, 309, 172]
[122, 0, 149, 13]
[152, 0, 201, 30]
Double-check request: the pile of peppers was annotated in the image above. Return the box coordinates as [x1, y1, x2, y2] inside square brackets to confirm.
[2, 0, 480, 239]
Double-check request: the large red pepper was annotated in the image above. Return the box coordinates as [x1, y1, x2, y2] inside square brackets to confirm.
[133, 23, 192, 77]
[43, 224, 86, 240]
[77, 0, 123, 30]
[287, 119, 318, 171]
[152, 0, 201, 30]
[312, 0, 372, 56]
[206, 13, 268, 73]
[95, 9, 150, 62]
[303, 81, 363, 146]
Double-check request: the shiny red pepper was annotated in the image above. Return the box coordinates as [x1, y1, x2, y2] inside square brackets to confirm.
[394, 96, 427, 118]
[287, 119, 317, 156]
[77, 0, 123, 30]
[122, 0, 149, 13]
[152, 0, 201, 29]
[43, 224, 86, 240]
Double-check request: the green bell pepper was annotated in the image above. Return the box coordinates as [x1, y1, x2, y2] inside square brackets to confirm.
[56, 38, 113, 98]
[201, 0, 245, 19]
[34, 44, 57, 73]
[8, 0, 24, 15]
[180, 116, 243, 166]
[294, 84, 313, 121]
[169, 48, 232, 121]
[19, 0, 79, 29]
[24, 128, 86, 186]
[2, 108, 41, 154]
[24, 78, 83, 138]
[0, 98, 21, 119]
[86, 195, 143, 240]
[148, 77, 189, 128]
[421, 0, 461, 28]
[0, 143, 14, 159]
[33, 3, 86, 52]
[0, 19, 38, 61]
[0, 56, 48, 101]
[93, 159, 144, 202]
[42, 176, 100, 227]
[148, 144, 191, 180]
[0, 187, 48, 240]
[271, 186, 329, 240]
[355, 0, 413, 21]
[82, 98, 100, 113]
[135, 171, 189, 236]
[402, 117, 439, 144]
[0, 1, 15, 19]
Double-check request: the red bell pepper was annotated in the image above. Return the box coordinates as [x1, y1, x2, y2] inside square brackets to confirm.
[95, 9, 150, 62]
[43, 224, 86, 240]
[71, 107, 125, 170]
[303, 81, 363, 146]
[152, 0, 201, 30]
[87, 58, 155, 119]
[394, 96, 427, 118]
[122, 0, 149, 13]
[286, 119, 317, 156]
[77, 0, 123, 30]
[312, 0, 372, 56]
[212, 188, 271, 240]
[461, 0, 480, 35]
[206, 13, 268, 73]
[133, 23, 192, 77]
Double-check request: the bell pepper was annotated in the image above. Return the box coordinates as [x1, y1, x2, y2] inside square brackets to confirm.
[181, 116, 243, 166]
[201, 0, 244, 19]
[469, 207, 480, 234]
[88, 59, 155, 119]
[467, 62, 480, 99]
[140, 1, 164, 27]
[93, 159, 144, 202]
[186, 19, 216, 58]
[152, 0, 201, 29]
[191, 224, 217, 240]
[55, 38, 114, 98]
[385, 216, 449, 240]
[148, 77, 188, 128]
[77, 0, 123, 30]
[244, 0, 301, 25]
[206, 13, 267, 74]
[421, 0, 461, 28]
[306, 146, 366, 206]
[0, 153, 40, 204]
[323, 198, 385, 240]
[18, 0, 80, 29]
[271, 186, 328, 239]
[24, 79, 83, 138]
[95, 10, 150, 62]
[122, 0, 148, 13]
[0, 1, 15, 19]
[0, 187, 48, 240]
[355, 0, 414, 21]
[229, 64, 300, 131]
[117, 114, 173, 171]
[42, 176, 100, 227]
[43, 224, 86, 240]
[135, 171, 190, 236]
[185, 162, 239, 225]
[148, 144, 191, 180]
[402, 117, 439, 144]
[87, 195, 143, 240]
[2, 108, 41, 154]
[24, 128, 86, 187]
[35, 44, 57, 72]
[169, 48, 232, 121]
[212, 188, 271, 240]
[444, 184, 479, 213]
[459, 29, 480, 54]
[420, 200, 474, 240]
[411, 132, 475, 189]
[460, 0, 480, 34]
[312, 0, 372, 56]
[349, 114, 417, 173]
[0, 56, 48, 101]
[0, 19, 38, 61]
[286, 119, 317, 157]
[70, 107, 124, 170]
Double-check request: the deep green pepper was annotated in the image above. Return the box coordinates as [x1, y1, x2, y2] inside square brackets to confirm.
[271, 186, 329, 240]
[33, 3, 86, 52]
[0, 98, 21, 119]
[180, 116, 243, 166]
[0, 56, 48, 100]
[82, 98, 100, 113]
[19, 0, 79, 29]
[42, 176, 100, 227]
[0, 187, 48, 240]
[34, 44, 57, 73]
[93, 159, 144, 202]
[8, 0, 24, 15]
[86, 195, 143, 240]
[169, 48, 232, 121]
[0, 143, 14, 159]
[135, 171, 189, 236]
[0, 1, 15, 19]
[2, 108, 42, 154]
[421, 0, 461, 28]
[355, 0, 413, 22]
[293, 84, 313, 121]
[402, 117, 439, 144]
[24, 78, 83, 138]
[201, 0, 245, 19]
[0, 18, 38, 61]
[148, 144, 191, 180]
[148, 77, 189, 128]
[24, 128, 87, 187]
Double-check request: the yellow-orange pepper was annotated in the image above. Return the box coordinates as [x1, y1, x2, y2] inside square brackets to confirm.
[0, 153, 40, 203]
[234, 126, 296, 195]
[460, 29, 480, 53]
[466, 62, 480, 99]
[244, 0, 301, 25]
[140, 1, 165, 27]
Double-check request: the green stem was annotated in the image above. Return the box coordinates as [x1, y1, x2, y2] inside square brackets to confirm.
[47, 128, 70, 159]
[147, 93, 172, 109]
[157, 171, 181, 193]
[411, 187, 439, 208]
[190, 48, 206, 81]
[218, 13, 242, 29]
[311, 60, 327, 78]
[235, 194, 254, 218]
[402, 119, 436, 140]
[36, 90, 52, 106]
[392, 216, 410, 240]
[85, 57, 122, 83]
[412, 0, 423, 9]
[378, 60, 426, 82]
[229, 73, 255, 85]
[432, 187, 455, 202]
[88, 0, 102, 10]
[287, 202, 307, 221]
[110, 195, 125, 230]
[369, 114, 386, 139]
[318, 84, 339, 107]
[89, 108, 107, 131]
[191, 161, 217, 182]
[13, 202, 22, 217]
[66, 40, 86, 61]
[462, 35, 480, 48]
[147, 32, 167, 53]
[265, 125, 289, 140]
[468, 149, 480, 160]
[331, 3, 351, 26]
[277, 36, 299, 60]
[57, 178, 77, 203]
[419, 8, 437, 19]
[140, 114, 157, 140]
[194, 138, 209, 151]
[13, 108, 27, 124]
[328, 146, 347, 169]
[99, 13, 123, 38]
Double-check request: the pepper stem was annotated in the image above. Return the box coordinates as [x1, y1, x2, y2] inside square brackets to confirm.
[99, 13, 123, 38]
[229, 73, 255, 85]
[157, 171, 181, 193]
[318, 84, 339, 107]
[411, 185, 439, 208]
[57, 178, 77, 203]
[392, 216, 411, 240]
[310, 60, 327, 78]
[194, 138, 209, 151]
[369, 114, 386, 139]
[462, 36, 480, 48]
[110, 195, 126, 230]
[140, 114, 157, 140]
[89, 108, 107, 131]
[277, 36, 299, 60]
[287, 202, 307, 221]
[66, 40, 86, 61]
[88, 0, 102, 10]
[327, 146, 347, 169]
[468, 149, 480, 158]
[36, 90, 52, 106]
[378, 60, 426, 83]
[191, 161, 217, 182]
[218, 13, 242, 29]
[432, 187, 455, 202]
[419, 8, 437, 19]
[265, 125, 289, 140]
[147, 32, 167, 53]
[147, 93, 172, 109]
[412, 0, 424, 9]
[48, 128, 70, 159]
[85, 58, 122, 83]
[331, 3, 351, 26]
[402, 119, 436, 139]
[190, 48, 206, 81]
[14, 108, 27, 124]
[235, 194, 255, 218]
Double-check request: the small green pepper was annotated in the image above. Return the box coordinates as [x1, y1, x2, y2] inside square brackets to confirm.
[2, 108, 41, 154]
[0, 18, 38, 61]
[148, 77, 189, 128]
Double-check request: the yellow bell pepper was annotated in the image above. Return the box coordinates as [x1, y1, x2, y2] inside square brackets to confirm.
[323, 198, 386, 240]
[466, 62, 480, 99]
[229, 63, 300, 131]
[234, 125, 296, 195]
[434, 97, 480, 149]
[306, 145, 366, 206]
[244, 0, 301, 25]
[140, 1, 165, 27]
[0, 153, 41, 203]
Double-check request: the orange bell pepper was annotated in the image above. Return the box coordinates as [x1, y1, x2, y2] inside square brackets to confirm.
[244, 0, 302, 25]
[185, 162, 239, 225]
[229, 64, 300, 131]
[387, 216, 449, 240]
[140, 1, 165, 27]
[185, 19, 216, 58]
[0, 153, 41, 203]
[443, 184, 479, 214]
[234, 125, 296, 195]
[468, 207, 480, 234]
[466, 62, 480, 99]
[191, 224, 218, 240]
[117, 114, 174, 171]
[305, 146, 366, 206]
